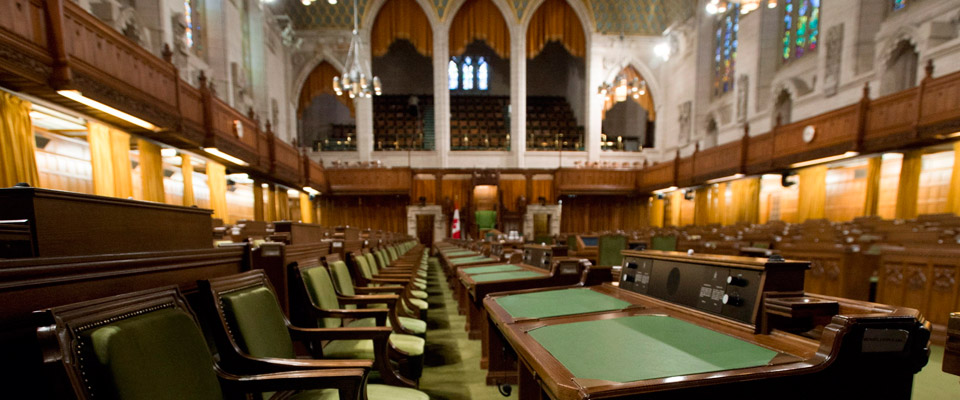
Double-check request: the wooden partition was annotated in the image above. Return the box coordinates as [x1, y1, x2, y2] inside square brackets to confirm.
[327, 168, 412, 195]
[877, 245, 960, 327]
[555, 169, 636, 195]
[638, 161, 675, 192]
[778, 242, 877, 301]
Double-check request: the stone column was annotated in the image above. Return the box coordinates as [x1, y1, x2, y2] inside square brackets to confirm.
[585, 34, 602, 163]
[433, 27, 451, 167]
[356, 31, 375, 162]
[510, 32, 527, 167]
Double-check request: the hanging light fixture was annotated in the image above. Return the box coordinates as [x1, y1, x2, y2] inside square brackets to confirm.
[331, 0, 381, 100]
[705, 0, 776, 16]
[597, 76, 646, 103]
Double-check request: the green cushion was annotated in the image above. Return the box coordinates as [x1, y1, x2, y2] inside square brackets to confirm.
[387, 247, 398, 262]
[567, 235, 578, 252]
[374, 251, 388, 269]
[83, 308, 223, 400]
[528, 315, 778, 383]
[365, 253, 380, 275]
[348, 316, 427, 335]
[329, 261, 357, 297]
[651, 235, 678, 251]
[494, 288, 632, 319]
[598, 235, 628, 267]
[220, 286, 296, 359]
[355, 255, 374, 279]
[428, 258, 440, 269]
[475, 210, 497, 229]
[323, 333, 424, 359]
[288, 384, 428, 400]
[408, 298, 429, 311]
[301, 267, 346, 328]
[411, 290, 428, 299]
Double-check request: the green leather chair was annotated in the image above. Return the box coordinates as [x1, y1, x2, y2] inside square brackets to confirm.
[37, 285, 384, 400]
[199, 270, 425, 390]
[475, 210, 497, 236]
[325, 259, 427, 339]
[351, 252, 430, 320]
[598, 234, 628, 267]
[651, 235, 678, 251]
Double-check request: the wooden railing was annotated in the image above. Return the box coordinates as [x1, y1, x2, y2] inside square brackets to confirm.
[555, 168, 636, 195]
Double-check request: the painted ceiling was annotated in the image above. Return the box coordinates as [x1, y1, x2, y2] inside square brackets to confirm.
[274, 0, 696, 36]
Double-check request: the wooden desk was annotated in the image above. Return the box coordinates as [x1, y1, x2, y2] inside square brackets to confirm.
[483, 250, 929, 399]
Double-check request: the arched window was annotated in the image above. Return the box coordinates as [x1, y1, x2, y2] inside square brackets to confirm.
[714, 5, 739, 97]
[781, 0, 820, 61]
[892, 0, 906, 11]
[477, 57, 489, 91]
[880, 40, 919, 95]
[462, 57, 475, 90]
[773, 89, 792, 126]
[448, 59, 459, 90]
[184, 0, 194, 48]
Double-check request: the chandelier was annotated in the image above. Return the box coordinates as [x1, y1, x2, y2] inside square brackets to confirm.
[598, 77, 646, 103]
[705, 0, 777, 16]
[331, 0, 381, 99]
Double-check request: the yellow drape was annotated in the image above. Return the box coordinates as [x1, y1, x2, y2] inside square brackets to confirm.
[206, 161, 228, 221]
[948, 142, 960, 215]
[694, 186, 710, 226]
[895, 150, 922, 219]
[711, 183, 727, 225]
[862, 156, 882, 216]
[88, 122, 133, 198]
[668, 191, 682, 227]
[797, 165, 828, 222]
[526, 0, 585, 59]
[299, 192, 314, 223]
[277, 188, 290, 221]
[266, 184, 277, 222]
[0, 92, 39, 188]
[181, 153, 195, 206]
[371, 0, 432, 58]
[449, 0, 510, 59]
[253, 180, 264, 221]
[137, 139, 165, 203]
[602, 66, 656, 121]
[648, 197, 664, 228]
[297, 62, 355, 117]
[725, 178, 760, 224]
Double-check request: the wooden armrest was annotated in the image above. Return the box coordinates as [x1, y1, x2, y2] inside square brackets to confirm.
[339, 294, 400, 305]
[368, 277, 411, 284]
[355, 286, 404, 293]
[288, 326, 392, 342]
[227, 356, 374, 375]
[218, 366, 367, 399]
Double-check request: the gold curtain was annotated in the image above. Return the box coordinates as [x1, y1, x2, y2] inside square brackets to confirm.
[724, 178, 760, 224]
[137, 139, 165, 203]
[668, 191, 682, 227]
[602, 66, 656, 121]
[206, 161, 228, 221]
[862, 156, 882, 216]
[694, 186, 710, 226]
[710, 183, 726, 225]
[371, 0, 432, 58]
[297, 62, 355, 117]
[948, 142, 960, 215]
[449, 0, 510, 59]
[526, 0, 584, 59]
[648, 197, 664, 228]
[88, 122, 133, 198]
[797, 165, 828, 222]
[895, 150, 922, 219]
[181, 153, 195, 206]
[277, 188, 290, 221]
[266, 184, 277, 222]
[0, 92, 39, 188]
[299, 192, 314, 223]
[253, 180, 264, 221]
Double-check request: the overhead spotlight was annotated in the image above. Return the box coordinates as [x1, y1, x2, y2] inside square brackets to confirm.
[327, 0, 338, 3]
[160, 148, 178, 158]
[654, 42, 671, 61]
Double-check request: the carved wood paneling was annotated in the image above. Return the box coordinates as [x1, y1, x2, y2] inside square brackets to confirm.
[864, 89, 918, 150]
[771, 104, 860, 168]
[556, 169, 636, 195]
[878, 249, 960, 326]
[676, 156, 694, 188]
[0, 1, 48, 49]
[745, 133, 774, 174]
[326, 168, 413, 195]
[638, 161, 674, 192]
[273, 139, 301, 184]
[308, 161, 325, 190]
[919, 72, 960, 137]
[693, 140, 743, 181]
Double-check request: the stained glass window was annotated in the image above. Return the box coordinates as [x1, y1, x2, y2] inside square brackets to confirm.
[893, 0, 906, 11]
[184, 0, 194, 48]
[713, 5, 738, 97]
[462, 57, 475, 90]
[781, 0, 820, 62]
[477, 57, 489, 91]
[448, 59, 459, 90]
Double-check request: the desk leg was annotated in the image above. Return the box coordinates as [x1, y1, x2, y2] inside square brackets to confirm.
[468, 300, 483, 340]
[518, 359, 544, 400]
[485, 316, 519, 385]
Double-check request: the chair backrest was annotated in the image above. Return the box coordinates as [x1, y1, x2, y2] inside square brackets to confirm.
[352, 252, 375, 280]
[365, 252, 381, 274]
[475, 210, 497, 229]
[36, 286, 224, 400]
[567, 235, 579, 252]
[373, 250, 388, 270]
[598, 235, 628, 267]
[328, 260, 358, 298]
[201, 270, 297, 359]
[386, 246, 398, 262]
[651, 235, 678, 251]
[297, 260, 348, 328]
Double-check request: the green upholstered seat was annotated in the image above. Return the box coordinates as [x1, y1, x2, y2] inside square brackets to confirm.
[598, 235, 628, 267]
[408, 298, 429, 311]
[83, 308, 223, 400]
[567, 235, 578, 252]
[475, 210, 497, 230]
[288, 384, 428, 400]
[348, 315, 428, 335]
[302, 265, 352, 328]
[410, 290, 428, 299]
[323, 333, 424, 360]
[386, 247, 398, 262]
[651, 235, 678, 251]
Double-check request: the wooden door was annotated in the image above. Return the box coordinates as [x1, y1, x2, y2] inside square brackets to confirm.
[416, 214, 434, 245]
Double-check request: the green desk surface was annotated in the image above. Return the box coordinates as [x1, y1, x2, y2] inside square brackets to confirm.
[470, 270, 544, 282]
[494, 288, 632, 319]
[444, 250, 478, 256]
[450, 256, 497, 265]
[463, 264, 523, 275]
[528, 315, 778, 383]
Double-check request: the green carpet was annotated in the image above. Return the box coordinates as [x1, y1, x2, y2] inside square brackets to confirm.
[914, 344, 959, 399]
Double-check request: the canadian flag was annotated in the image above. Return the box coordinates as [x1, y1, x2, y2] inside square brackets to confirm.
[451, 205, 461, 239]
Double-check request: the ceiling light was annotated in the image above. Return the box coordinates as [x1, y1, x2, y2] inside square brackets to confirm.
[303, 186, 321, 195]
[57, 90, 160, 132]
[705, 173, 745, 184]
[789, 151, 859, 169]
[654, 42, 671, 61]
[651, 186, 678, 195]
[203, 147, 249, 166]
[160, 148, 179, 157]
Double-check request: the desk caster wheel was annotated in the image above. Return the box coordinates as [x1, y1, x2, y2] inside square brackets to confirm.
[498, 383, 512, 397]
